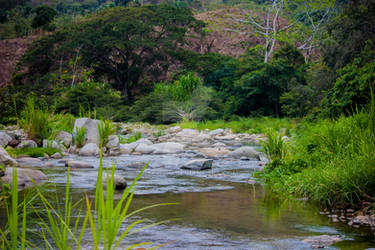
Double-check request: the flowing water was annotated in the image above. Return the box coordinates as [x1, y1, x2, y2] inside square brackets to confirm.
[5, 153, 375, 249]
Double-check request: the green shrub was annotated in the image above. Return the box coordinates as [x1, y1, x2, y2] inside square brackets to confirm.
[261, 130, 286, 164]
[125, 132, 142, 143]
[73, 126, 86, 148]
[19, 97, 51, 144]
[97, 120, 116, 147]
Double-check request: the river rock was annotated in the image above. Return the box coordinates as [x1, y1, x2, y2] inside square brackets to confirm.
[198, 147, 230, 158]
[102, 174, 127, 190]
[16, 157, 44, 167]
[17, 140, 37, 149]
[65, 160, 94, 169]
[135, 143, 156, 154]
[192, 133, 211, 143]
[8, 139, 21, 148]
[55, 131, 72, 147]
[0, 146, 17, 167]
[135, 138, 153, 146]
[120, 144, 134, 154]
[1, 167, 47, 190]
[166, 126, 181, 134]
[78, 143, 100, 156]
[181, 159, 213, 170]
[212, 142, 227, 147]
[176, 129, 199, 138]
[215, 134, 237, 140]
[229, 147, 260, 160]
[208, 128, 224, 137]
[153, 142, 185, 154]
[303, 235, 342, 248]
[0, 131, 12, 147]
[73, 118, 100, 146]
[106, 135, 120, 149]
[51, 152, 62, 159]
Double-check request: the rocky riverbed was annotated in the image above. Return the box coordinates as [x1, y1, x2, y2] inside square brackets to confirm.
[1, 119, 375, 248]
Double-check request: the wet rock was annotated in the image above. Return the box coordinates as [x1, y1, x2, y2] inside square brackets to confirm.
[16, 157, 44, 167]
[229, 146, 260, 160]
[181, 159, 213, 170]
[153, 142, 185, 154]
[198, 147, 230, 158]
[17, 140, 37, 149]
[78, 143, 100, 156]
[0, 131, 12, 147]
[102, 174, 127, 190]
[126, 162, 147, 168]
[108, 149, 121, 156]
[43, 162, 55, 168]
[55, 131, 72, 147]
[208, 128, 224, 137]
[106, 135, 120, 149]
[73, 118, 100, 146]
[1, 167, 47, 190]
[135, 143, 156, 154]
[166, 126, 181, 134]
[65, 160, 94, 169]
[303, 235, 342, 248]
[0, 146, 17, 167]
[8, 139, 21, 148]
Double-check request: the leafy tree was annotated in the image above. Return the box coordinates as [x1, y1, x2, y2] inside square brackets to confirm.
[31, 5, 57, 30]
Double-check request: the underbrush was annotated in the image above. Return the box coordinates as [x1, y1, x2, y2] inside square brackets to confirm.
[6, 147, 61, 158]
[178, 117, 298, 135]
[256, 103, 375, 208]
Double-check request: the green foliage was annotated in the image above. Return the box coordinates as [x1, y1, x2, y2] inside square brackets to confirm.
[257, 100, 375, 207]
[73, 126, 86, 148]
[31, 5, 57, 30]
[97, 120, 116, 147]
[125, 132, 142, 143]
[56, 80, 126, 121]
[261, 130, 286, 163]
[6, 147, 61, 158]
[179, 117, 298, 135]
[19, 98, 51, 143]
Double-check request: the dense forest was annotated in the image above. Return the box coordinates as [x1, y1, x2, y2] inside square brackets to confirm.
[0, 0, 375, 248]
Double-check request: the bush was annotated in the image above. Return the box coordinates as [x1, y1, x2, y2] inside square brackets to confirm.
[97, 120, 116, 147]
[19, 97, 51, 144]
[6, 147, 61, 158]
[73, 126, 86, 148]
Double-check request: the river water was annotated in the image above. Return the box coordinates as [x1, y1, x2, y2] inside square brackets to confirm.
[24, 153, 374, 249]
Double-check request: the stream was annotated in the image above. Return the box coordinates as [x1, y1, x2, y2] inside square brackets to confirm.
[25, 153, 375, 249]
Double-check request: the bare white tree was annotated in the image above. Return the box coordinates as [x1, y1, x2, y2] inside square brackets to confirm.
[232, 0, 336, 63]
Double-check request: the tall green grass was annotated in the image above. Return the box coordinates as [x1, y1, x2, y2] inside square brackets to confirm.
[97, 120, 116, 147]
[73, 126, 86, 148]
[0, 151, 176, 249]
[178, 117, 298, 135]
[257, 100, 375, 208]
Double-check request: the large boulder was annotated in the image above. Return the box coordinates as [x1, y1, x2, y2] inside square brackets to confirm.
[106, 135, 120, 149]
[102, 174, 127, 190]
[1, 167, 47, 190]
[181, 159, 213, 170]
[153, 142, 185, 154]
[0, 131, 12, 147]
[0, 146, 17, 167]
[65, 160, 94, 169]
[73, 118, 100, 146]
[17, 140, 37, 149]
[229, 146, 260, 160]
[55, 131, 72, 147]
[78, 143, 100, 156]
[135, 143, 156, 154]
